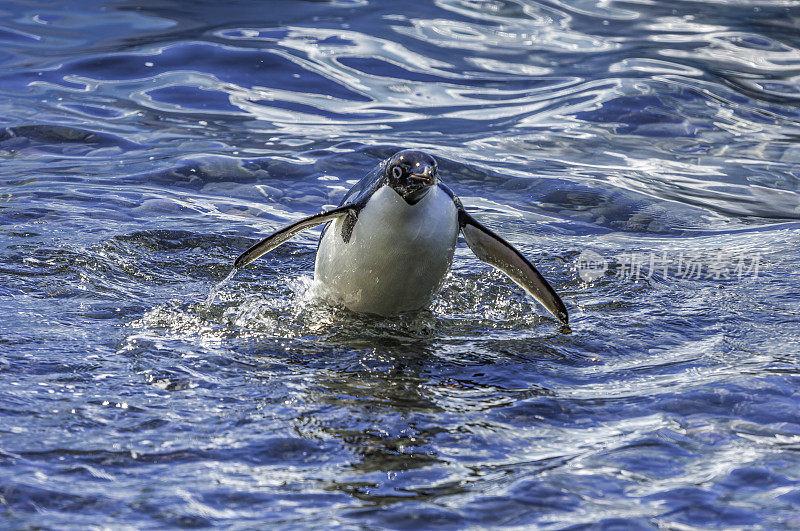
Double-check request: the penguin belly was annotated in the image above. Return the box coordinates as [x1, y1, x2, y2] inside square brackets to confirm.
[314, 185, 459, 315]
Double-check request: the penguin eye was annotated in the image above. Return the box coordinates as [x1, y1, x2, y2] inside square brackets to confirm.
[391, 166, 403, 179]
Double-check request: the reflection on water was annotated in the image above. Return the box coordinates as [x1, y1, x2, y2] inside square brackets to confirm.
[2, 0, 800, 527]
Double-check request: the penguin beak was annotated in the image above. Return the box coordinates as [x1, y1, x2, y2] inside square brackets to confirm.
[409, 166, 435, 187]
[402, 165, 436, 204]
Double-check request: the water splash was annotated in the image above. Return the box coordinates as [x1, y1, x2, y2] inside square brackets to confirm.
[205, 266, 238, 307]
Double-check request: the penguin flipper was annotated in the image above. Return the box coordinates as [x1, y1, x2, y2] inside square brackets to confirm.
[235, 205, 355, 269]
[458, 208, 569, 325]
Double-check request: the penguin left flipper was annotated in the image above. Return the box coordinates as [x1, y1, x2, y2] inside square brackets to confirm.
[234, 205, 355, 269]
[458, 208, 569, 325]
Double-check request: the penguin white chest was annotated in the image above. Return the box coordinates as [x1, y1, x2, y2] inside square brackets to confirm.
[314, 185, 459, 315]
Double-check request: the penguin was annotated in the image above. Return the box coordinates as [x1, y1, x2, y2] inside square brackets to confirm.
[234, 150, 568, 325]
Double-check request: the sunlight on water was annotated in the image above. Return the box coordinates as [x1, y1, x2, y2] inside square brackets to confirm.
[2, 0, 800, 528]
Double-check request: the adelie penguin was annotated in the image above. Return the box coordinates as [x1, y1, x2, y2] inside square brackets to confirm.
[234, 150, 569, 327]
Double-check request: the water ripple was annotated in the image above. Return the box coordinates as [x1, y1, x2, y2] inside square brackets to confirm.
[2, 0, 800, 528]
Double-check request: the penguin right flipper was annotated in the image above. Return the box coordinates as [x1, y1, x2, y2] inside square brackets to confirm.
[235, 205, 356, 269]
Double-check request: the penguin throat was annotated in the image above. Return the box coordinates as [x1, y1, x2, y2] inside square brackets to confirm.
[393, 184, 432, 205]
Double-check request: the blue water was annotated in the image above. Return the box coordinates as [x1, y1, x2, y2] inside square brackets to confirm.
[2, 0, 800, 527]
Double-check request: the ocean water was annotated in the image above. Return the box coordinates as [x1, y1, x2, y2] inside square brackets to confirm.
[2, 0, 800, 528]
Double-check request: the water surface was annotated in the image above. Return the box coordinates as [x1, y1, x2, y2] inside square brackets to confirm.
[2, 0, 800, 527]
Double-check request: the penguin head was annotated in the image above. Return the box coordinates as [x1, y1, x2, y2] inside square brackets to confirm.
[384, 150, 438, 205]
